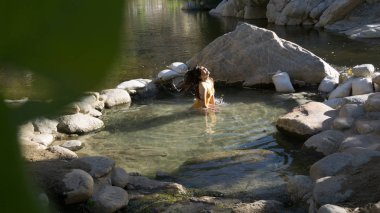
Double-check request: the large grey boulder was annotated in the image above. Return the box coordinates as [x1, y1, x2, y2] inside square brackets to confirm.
[57, 113, 104, 134]
[277, 102, 337, 138]
[187, 23, 338, 87]
[63, 169, 94, 204]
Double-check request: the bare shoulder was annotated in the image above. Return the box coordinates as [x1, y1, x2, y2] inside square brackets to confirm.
[199, 82, 208, 89]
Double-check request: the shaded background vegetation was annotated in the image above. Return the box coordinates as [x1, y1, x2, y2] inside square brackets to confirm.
[0, 0, 125, 212]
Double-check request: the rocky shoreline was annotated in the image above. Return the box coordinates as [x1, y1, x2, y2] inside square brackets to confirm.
[208, 0, 380, 39]
[16, 24, 380, 212]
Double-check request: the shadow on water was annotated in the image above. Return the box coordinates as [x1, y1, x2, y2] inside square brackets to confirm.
[105, 106, 198, 133]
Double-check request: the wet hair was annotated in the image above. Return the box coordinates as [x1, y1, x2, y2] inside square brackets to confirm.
[182, 65, 208, 99]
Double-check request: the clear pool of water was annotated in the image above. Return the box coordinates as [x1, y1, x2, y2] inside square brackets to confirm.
[76, 88, 306, 197]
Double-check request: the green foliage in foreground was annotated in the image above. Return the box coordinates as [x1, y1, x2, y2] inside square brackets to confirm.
[0, 0, 124, 212]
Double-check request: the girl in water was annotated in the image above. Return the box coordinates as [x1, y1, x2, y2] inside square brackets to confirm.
[182, 65, 216, 109]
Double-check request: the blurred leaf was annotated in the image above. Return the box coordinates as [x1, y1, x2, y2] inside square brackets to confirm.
[0, 0, 124, 212]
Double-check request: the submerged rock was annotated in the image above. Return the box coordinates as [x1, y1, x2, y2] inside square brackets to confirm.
[174, 149, 289, 201]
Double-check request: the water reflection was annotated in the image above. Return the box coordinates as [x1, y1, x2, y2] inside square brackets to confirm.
[108, 0, 380, 90]
[3, 0, 380, 98]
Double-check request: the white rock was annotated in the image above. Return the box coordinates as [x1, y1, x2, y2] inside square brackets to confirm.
[352, 77, 373, 96]
[31, 133, 54, 146]
[57, 113, 104, 134]
[319, 75, 339, 93]
[318, 204, 347, 213]
[32, 117, 58, 134]
[157, 69, 182, 81]
[18, 122, 35, 139]
[89, 108, 102, 118]
[48, 145, 78, 160]
[116, 79, 151, 91]
[167, 62, 188, 74]
[61, 140, 83, 151]
[272, 71, 295, 93]
[101, 89, 131, 108]
[352, 64, 375, 77]
[328, 78, 353, 100]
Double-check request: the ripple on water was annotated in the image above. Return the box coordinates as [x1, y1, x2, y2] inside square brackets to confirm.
[76, 89, 298, 197]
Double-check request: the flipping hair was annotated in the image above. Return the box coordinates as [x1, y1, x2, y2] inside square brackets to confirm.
[182, 65, 203, 99]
